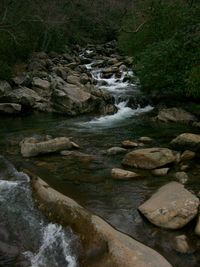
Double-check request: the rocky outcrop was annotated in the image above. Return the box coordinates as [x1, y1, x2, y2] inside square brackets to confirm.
[0, 103, 21, 114]
[20, 137, 79, 157]
[170, 133, 200, 151]
[122, 147, 177, 169]
[138, 182, 199, 229]
[111, 168, 140, 180]
[155, 108, 196, 123]
[29, 173, 172, 267]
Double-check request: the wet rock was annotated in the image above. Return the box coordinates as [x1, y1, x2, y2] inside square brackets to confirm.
[32, 77, 50, 90]
[195, 215, 200, 237]
[175, 172, 188, 184]
[60, 151, 95, 161]
[6, 87, 42, 107]
[20, 137, 79, 157]
[30, 174, 172, 267]
[174, 235, 193, 254]
[111, 168, 140, 180]
[122, 147, 177, 170]
[170, 133, 200, 151]
[121, 140, 139, 148]
[181, 150, 196, 161]
[151, 168, 169, 176]
[138, 182, 199, 229]
[0, 103, 21, 114]
[139, 136, 153, 143]
[107, 147, 127, 155]
[155, 108, 196, 123]
[0, 80, 12, 97]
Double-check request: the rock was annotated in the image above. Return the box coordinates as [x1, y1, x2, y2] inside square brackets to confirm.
[122, 148, 177, 170]
[30, 173, 172, 267]
[151, 168, 169, 176]
[195, 215, 200, 237]
[180, 164, 190, 171]
[111, 168, 140, 180]
[193, 121, 200, 128]
[155, 108, 196, 123]
[138, 182, 199, 229]
[12, 75, 31, 87]
[20, 137, 79, 157]
[6, 87, 42, 107]
[121, 140, 139, 148]
[174, 235, 192, 254]
[67, 75, 80, 85]
[170, 133, 200, 151]
[175, 172, 188, 184]
[0, 80, 12, 97]
[107, 147, 127, 155]
[181, 150, 196, 161]
[0, 103, 21, 114]
[139, 136, 153, 143]
[32, 77, 50, 90]
[60, 151, 94, 162]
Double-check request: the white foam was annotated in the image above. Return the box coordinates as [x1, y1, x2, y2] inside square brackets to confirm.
[0, 180, 18, 190]
[27, 223, 77, 267]
[80, 104, 154, 128]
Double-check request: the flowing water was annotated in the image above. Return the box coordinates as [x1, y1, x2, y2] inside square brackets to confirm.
[1, 49, 200, 266]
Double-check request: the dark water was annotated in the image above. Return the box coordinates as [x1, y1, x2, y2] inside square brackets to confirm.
[1, 112, 200, 267]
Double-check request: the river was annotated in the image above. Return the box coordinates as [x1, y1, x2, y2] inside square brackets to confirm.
[0, 47, 200, 266]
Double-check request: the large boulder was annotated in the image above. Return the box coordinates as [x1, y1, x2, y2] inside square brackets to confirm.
[52, 83, 116, 116]
[170, 133, 200, 151]
[138, 182, 199, 229]
[32, 77, 50, 90]
[6, 87, 42, 107]
[0, 103, 21, 114]
[30, 174, 172, 267]
[20, 137, 79, 157]
[155, 108, 196, 123]
[122, 147, 177, 169]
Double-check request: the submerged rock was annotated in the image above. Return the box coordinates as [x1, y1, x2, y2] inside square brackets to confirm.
[151, 168, 169, 176]
[155, 108, 196, 123]
[174, 235, 193, 254]
[111, 168, 140, 180]
[171, 133, 200, 151]
[30, 173, 172, 267]
[0, 103, 21, 114]
[122, 147, 177, 170]
[138, 182, 199, 229]
[20, 137, 79, 157]
[107, 147, 127, 155]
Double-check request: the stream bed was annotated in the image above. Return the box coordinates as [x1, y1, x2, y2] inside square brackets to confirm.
[1, 48, 200, 267]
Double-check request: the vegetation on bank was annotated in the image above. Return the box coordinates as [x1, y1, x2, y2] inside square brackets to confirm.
[0, 0, 199, 101]
[118, 0, 200, 100]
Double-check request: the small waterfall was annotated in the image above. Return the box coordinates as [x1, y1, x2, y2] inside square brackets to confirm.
[80, 49, 153, 128]
[0, 156, 78, 267]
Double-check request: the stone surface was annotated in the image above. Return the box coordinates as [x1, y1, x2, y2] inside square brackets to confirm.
[111, 168, 140, 180]
[171, 133, 200, 151]
[151, 168, 169, 176]
[107, 147, 127, 155]
[195, 215, 200, 237]
[32, 77, 50, 90]
[138, 136, 153, 143]
[181, 150, 196, 161]
[20, 137, 78, 157]
[30, 174, 172, 267]
[0, 103, 21, 114]
[174, 235, 192, 254]
[138, 182, 199, 229]
[155, 108, 196, 123]
[121, 140, 139, 148]
[122, 147, 177, 170]
[175, 172, 188, 184]
[0, 80, 12, 97]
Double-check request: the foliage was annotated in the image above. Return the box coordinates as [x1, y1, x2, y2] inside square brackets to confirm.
[119, 0, 200, 99]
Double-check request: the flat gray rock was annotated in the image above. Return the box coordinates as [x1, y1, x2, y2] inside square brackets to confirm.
[138, 182, 199, 229]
